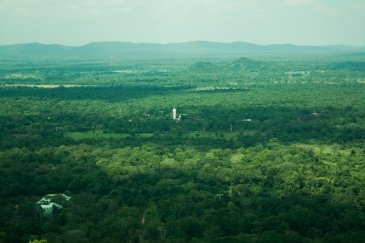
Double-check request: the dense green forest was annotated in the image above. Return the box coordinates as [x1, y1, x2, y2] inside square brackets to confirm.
[1, 56, 365, 242]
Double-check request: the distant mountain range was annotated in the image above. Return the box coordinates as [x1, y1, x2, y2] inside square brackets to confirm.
[0, 41, 364, 60]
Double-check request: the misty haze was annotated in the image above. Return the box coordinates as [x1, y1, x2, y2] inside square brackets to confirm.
[1, 0, 365, 242]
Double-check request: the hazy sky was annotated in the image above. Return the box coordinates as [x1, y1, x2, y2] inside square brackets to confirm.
[0, 0, 364, 46]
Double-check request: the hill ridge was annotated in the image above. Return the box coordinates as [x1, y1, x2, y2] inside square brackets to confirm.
[0, 41, 364, 60]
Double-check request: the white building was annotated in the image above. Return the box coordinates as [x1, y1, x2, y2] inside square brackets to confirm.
[36, 194, 71, 217]
[172, 108, 177, 120]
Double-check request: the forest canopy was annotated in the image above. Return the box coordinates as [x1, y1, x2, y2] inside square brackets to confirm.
[0, 55, 365, 242]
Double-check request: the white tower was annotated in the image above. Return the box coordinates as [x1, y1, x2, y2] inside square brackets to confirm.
[172, 108, 177, 120]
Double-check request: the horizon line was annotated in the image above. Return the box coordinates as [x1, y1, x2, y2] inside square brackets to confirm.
[1, 40, 364, 48]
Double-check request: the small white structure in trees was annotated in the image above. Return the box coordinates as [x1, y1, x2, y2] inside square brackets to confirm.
[242, 119, 252, 122]
[36, 194, 71, 217]
[172, 108, 177, 120]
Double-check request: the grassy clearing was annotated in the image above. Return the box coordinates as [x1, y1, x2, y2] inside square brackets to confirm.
[65, 130, 128, 140]
[296, 143, 352, 156]
[65, 130, 153, 140]
[65, 130, 257, 141]
[184, 131, 256, 140]
[184, 131, 240, 140]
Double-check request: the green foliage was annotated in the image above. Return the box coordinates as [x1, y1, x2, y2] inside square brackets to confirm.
[0, 56, 365, 242]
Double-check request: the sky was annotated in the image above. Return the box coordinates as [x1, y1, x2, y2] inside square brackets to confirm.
[0, 0, 364, 46]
